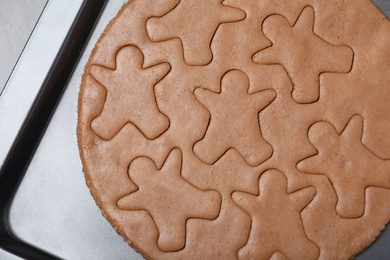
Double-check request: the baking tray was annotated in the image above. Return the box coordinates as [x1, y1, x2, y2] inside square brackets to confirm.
[0, 0, 389, 259]
[0, 1, 142, 259]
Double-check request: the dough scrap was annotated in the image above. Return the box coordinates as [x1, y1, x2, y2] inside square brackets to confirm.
[78, 0, 390, 259]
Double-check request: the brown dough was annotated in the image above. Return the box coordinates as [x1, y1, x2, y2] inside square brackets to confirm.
[77, 0, 390, 259]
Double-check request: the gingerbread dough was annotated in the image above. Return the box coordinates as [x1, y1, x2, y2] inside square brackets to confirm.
[78, 0, 390, 259]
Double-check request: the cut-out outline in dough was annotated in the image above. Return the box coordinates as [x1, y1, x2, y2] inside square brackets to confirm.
[89, 45, 171, 141]
[117, 148, 222, 252]
[146, 0, 246, 66]
[297, 114, 390, 218]
[252, 5, 354, 104]
[232, 169, 319, 259]
[192, 69, 276, 166]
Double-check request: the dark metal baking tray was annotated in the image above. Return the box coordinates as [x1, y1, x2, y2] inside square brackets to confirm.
[0, 0, 389, 259]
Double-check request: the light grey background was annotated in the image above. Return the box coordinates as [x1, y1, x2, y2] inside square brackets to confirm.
[0, 0, 47, 94]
